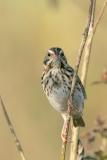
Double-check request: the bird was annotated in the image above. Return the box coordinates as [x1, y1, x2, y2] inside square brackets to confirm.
[41, 47, 86, 142]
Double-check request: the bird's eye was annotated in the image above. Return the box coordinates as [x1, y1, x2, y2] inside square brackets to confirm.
[48, 53, 51, 57]
[60, 52, 64, 56]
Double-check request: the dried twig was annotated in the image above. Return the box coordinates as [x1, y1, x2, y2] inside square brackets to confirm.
[81, 0, 107, 87]
[70, 1, 96, 160]
[94, 0, 107, 34]
[61, 1, 96, 160]
[76, 0, 107, 160]
[61, 0, 107, 159]
[81, 0, 96, 86]
[0, 96, 27, 160]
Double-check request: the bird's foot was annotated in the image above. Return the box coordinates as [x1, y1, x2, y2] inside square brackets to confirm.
[61, 133, 72, 143]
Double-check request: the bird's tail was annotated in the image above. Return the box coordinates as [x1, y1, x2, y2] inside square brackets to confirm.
[73, 115, 85, 127]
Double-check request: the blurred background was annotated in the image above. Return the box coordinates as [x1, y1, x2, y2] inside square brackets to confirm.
[0, 0, 107, 160]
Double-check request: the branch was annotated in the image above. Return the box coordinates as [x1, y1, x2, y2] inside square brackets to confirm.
[94, 0, 107, 34]
[61, 1, 96, 160]
[61, 0, 107, 159]
[81, 0, 107, 86]
[70, 1, 96, 160]
[0, 96, 27, 160]
[76, 0, 107, 160]
[80, 0, 96, 86]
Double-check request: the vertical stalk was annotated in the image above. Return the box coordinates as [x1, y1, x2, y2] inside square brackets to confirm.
[69, 1, 96, 160]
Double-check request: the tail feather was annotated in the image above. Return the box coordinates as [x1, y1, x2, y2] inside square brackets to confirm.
[73, 116, 85, 127]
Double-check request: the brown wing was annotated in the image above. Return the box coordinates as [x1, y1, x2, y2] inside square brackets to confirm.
[77, 76, 87, 99]
[65, 65, 87, 99]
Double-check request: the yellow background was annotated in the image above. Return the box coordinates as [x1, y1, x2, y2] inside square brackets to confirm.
[0, 0, 107, 160]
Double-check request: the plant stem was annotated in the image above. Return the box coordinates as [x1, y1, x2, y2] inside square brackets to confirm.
[61, 0, 107, 159]
[70, 1, 96, 160]
[0, 96, 27, 160]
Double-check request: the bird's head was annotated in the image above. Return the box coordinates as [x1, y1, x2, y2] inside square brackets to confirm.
[43, 47, 67, 70]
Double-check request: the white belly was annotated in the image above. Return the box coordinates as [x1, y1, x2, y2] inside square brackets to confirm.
[47, 84, 70, 112]
[43, 68, 84, 114]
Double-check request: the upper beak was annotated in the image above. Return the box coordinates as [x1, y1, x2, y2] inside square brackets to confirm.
[48, 49, 60, 60]
[48, 49, 61, 68]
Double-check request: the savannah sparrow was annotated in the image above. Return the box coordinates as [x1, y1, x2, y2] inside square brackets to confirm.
[41, 47, 86, 141]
